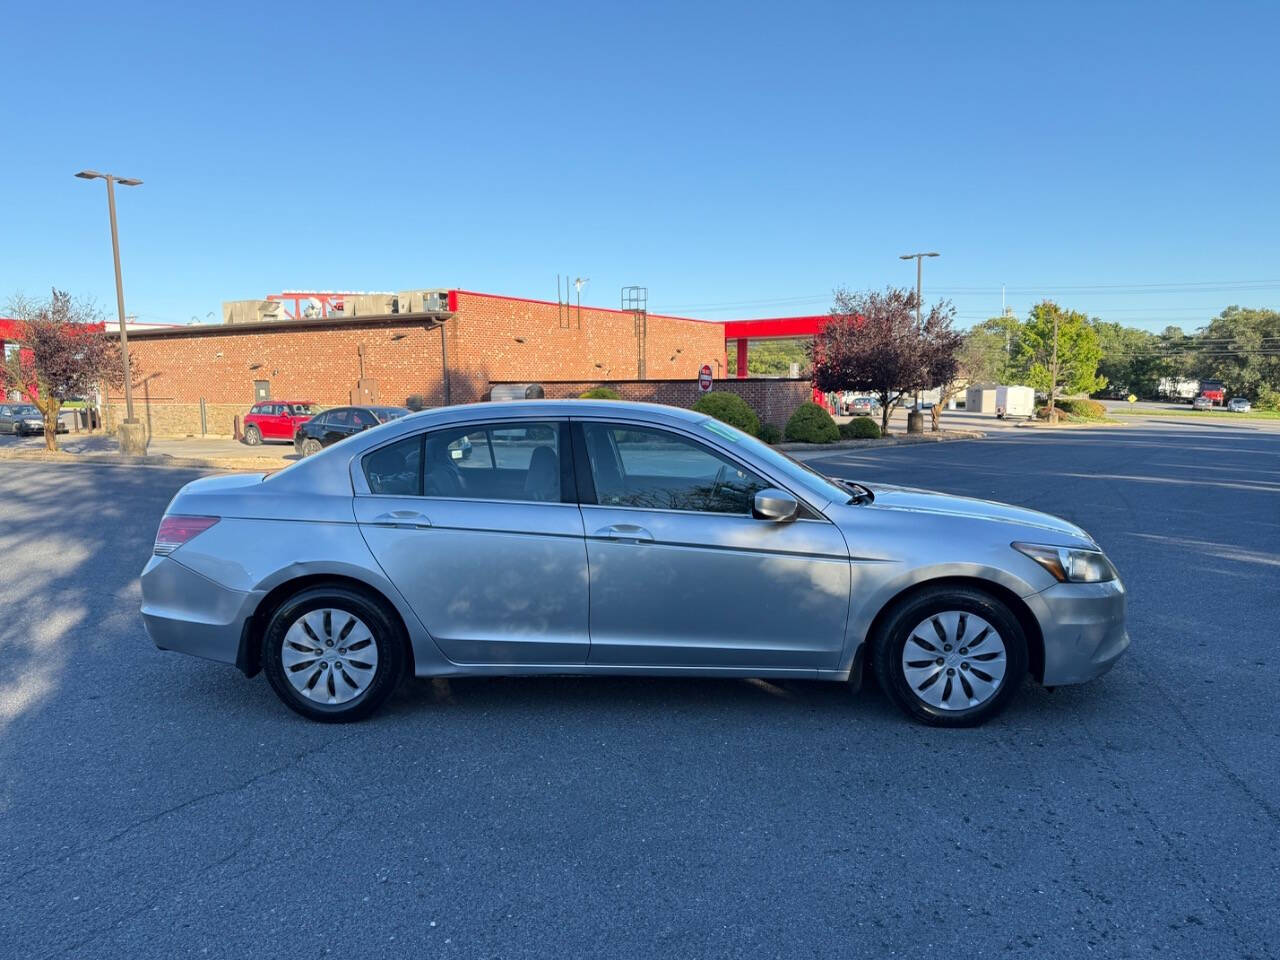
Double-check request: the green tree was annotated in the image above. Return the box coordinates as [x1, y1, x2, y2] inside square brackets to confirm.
[1016, 301, 1105, 421]
[1091, 321, 1170, 398]
[1190, 306, 1280, 400]
[727, 338, 811, 377]
[964, 314, 1024, 385]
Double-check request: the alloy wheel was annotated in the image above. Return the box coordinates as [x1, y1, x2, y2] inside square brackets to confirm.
[281, 608, 379, 705]
[900, 611, 1007, 711]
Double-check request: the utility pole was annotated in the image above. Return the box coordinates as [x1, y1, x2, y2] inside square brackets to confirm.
[899, 252, 939, 414]
[1050, 307, 1060, 423]
[76, 169, 146, 453]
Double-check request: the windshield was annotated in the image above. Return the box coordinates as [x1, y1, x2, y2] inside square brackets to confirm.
[12, 405, 39, 417]
[695, 417, 850, 504]
[373, 407, 410, 423]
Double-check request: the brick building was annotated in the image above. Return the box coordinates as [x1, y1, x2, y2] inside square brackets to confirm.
[100, 290, 819, 437]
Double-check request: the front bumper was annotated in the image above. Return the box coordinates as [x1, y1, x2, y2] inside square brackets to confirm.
[140, 554, 261, 667]
[1028, 578, 1130, 686]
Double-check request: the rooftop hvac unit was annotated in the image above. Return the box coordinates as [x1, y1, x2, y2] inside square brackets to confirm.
[221, 300, 284, 325]
[397, 289, 451, 314]
[344, 294, 399, 317]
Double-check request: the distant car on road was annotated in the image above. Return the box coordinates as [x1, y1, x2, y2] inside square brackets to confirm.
[293, 405, 411, 457]
[1227, 398, 1252, 413]
[243, 401, 316, 445]
[141, 399, 1128, 727]
[1192, 396, 1213, 411]
[0, 403, 66, 436]
[848, 396, 880, 416]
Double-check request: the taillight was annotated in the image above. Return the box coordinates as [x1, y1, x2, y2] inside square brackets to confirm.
[154, 515, 219, 556]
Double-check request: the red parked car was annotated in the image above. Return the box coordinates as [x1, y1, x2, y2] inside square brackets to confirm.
[242, 401, 316, 445]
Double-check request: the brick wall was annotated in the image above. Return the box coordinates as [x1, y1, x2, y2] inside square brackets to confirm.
[106, 318, 451, 435]
[447, 292, 727, 402]
[103, 292, 753, 437]
[493, 378, 813, 429]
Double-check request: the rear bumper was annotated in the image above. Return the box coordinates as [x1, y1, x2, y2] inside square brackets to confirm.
[1028, 578, 1130, 686]
[140, 554, 261, 667]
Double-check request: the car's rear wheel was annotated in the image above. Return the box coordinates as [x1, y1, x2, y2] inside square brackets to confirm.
[872, 585, 1028, 727]
[243, 425, 262, 446]
[301, 438, 323, 457]
[262, 586, 405, 722]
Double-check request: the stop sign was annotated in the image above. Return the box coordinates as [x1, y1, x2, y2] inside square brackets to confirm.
[698, 364, 713, 393]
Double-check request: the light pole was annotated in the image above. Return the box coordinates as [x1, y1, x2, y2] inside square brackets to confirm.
[899, 251, 939, 421]
[76, 170, 145, 451]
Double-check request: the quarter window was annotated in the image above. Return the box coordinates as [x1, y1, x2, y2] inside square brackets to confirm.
[362, 435, 422, 496]
[582, 423, 768, 515]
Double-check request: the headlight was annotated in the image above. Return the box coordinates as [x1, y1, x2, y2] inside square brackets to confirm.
[1012, 542, 1117, 583]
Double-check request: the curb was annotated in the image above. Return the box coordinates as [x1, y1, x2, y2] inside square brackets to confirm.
[774, 430, 985, 452]
[0, 449, 291, 471]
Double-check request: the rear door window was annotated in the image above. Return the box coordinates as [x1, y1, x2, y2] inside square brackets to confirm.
[423, 422, 564, 502]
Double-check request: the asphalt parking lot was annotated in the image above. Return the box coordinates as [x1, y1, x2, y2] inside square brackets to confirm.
[1, 418, 1277, 959]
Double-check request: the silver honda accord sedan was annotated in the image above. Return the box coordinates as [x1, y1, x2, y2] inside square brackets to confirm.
[140, 400, 1128, 726]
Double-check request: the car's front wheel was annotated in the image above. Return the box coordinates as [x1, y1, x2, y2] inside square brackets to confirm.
[300, 438, 323, 457]
[262, 586, 406, 722]
[243, 425, 262, 446]
[872, 585, 1028, 727]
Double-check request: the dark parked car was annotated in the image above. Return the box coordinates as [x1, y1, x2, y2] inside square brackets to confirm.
[293, 406, 411, 457]
[0, 403, 66, 435]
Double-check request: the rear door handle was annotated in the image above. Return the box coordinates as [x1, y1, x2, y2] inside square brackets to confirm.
[371, 511, 433, 529]
[593, 523, 653, 543]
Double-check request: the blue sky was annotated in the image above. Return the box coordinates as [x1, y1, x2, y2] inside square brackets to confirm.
[2, 0, 1277, 331]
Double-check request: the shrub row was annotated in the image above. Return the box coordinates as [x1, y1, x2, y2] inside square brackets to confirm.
[581, 388, 880, 446]
[1036, 397, 1107, 421]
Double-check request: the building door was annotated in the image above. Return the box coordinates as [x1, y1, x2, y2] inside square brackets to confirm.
[254, 380, 270, 401]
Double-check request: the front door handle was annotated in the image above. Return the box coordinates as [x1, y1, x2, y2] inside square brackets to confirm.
[371, 510, 432, 529]
[593, 523, 653, 543]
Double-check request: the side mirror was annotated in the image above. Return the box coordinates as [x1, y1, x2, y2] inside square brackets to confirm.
[753, 488, 799, 522]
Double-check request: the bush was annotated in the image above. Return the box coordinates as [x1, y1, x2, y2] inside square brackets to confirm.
[1256, 386, 1280, 411]
[756, 423, 783, 444]
[784, 402, 840, 443]
[691, 391, 760, 436]
[1036, 397, 1107, 421]
[839, 417, 881, 440]
[579, 386, 621, 400]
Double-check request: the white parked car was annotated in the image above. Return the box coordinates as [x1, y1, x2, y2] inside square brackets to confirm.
[1227, 398, 1252, 413]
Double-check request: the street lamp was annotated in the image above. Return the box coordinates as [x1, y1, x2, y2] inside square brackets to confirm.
[899, 252, 939, 424]
[76, 170, 144, 451]
[898, 252, 939, 328]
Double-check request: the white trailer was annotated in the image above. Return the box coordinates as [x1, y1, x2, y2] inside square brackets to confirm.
[995, 385, 1035, 419]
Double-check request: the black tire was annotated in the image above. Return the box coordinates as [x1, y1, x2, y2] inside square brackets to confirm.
[871, 585, 1028, 728]
[262, 585, 406, 723]
[243, 425, 262, 446]
[301, 438, 323, 457]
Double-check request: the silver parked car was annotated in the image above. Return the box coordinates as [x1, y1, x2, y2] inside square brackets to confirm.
[1227, 397, 1252, 413]
[141, 400, 1128, 726]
